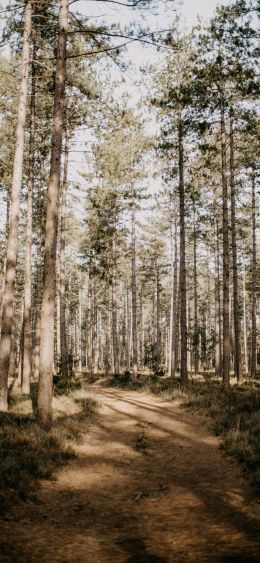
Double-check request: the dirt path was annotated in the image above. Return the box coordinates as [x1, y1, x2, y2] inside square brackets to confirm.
[1, 383, 260, 562]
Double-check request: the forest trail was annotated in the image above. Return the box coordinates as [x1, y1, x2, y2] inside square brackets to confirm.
[1, 382, 260, 563]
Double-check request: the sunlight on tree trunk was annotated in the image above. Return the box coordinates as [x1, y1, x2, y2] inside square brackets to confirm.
[0, 0, 32, 411]
[37, 0, 68, 428]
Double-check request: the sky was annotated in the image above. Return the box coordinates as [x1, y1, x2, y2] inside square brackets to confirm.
[180, 0, 230, 26]
[0, 0, 232, 227]
[73, 0, 231, 29]
[68, 0, 232, 194]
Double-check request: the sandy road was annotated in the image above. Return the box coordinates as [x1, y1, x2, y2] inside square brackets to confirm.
[1, 383, 260, 562]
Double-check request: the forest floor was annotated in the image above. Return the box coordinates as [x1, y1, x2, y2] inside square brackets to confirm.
[1, 379, 260, 562]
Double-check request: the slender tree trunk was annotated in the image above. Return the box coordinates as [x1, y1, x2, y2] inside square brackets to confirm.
[187, 289, 191, 373]
[169, 218, 178, 377]
[139, 290, 144, 369]
[60, 133, 69, 378]
[0, 197, 10, 330]
[131, 200, 138, 377]
[85, 282, 91, 371]
[155, 264, 161, 372]
[111, 275, 119, 376]
[18, 312, 25, 388]
[37, 0, 68, 427]
[78, 286, 82, 371]
[126, 288, 131, 369]
[220, 95, 230, 388]
[0, 0, 32, 411]
[178, 120, 187, 384]
[193, 219, 199, 375]
[174, 277, 181, 375]
[93, 283, 98, 374]
[251, 172, 256, 378]
[207, 259, 213, 370]
[122, 298, 127, 369]
[214, 216, 222, 375]
[33, 220, 43, 381]
[8, 323, 17, 381]
[230, 110, 241, 382]
[22, 61, 36, 395]
[243, 256, 249, 377]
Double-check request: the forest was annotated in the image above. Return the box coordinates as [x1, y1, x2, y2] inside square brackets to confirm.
[0, 0, 259, 561]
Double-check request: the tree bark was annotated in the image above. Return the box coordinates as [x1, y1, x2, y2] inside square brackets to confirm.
[169, 217, 178, 377]
[33, 219, 43, 381]
[243, 255, 249, 377]
[22, 58, 36, 395]
[139, 289, 144, 369]
[131, 199, 138, 377]
[155, 263, 161, 372]
[60, 133, 69, 378]
[251, 172, 256, 379]
[214, 216, 222, 375]
[230, 110, 241, 382]
[37, 0, 68, 427]
[78, 285, 82, 371]
[111, 275, 119, 376]
[178, 120, 188, 384]
[193, 218, 199, 375]
[220, 94, 230, 388]
[0, 197, 10, 330]
[0, 0, 32, 411]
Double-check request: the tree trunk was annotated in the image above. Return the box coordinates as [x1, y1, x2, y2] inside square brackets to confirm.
[22, 60, 36, 395]
[251, 172, 256, 378]
[121, 297, 127, 369]
[78, 286, 82, 372]
[178, 120, 187, 384]
[37, 0, 68, 428]
[187, 289, 191, 373]
[131, 201, 138, 377]
[0, 0, 32, 411]
[126, 288, 131, 369]
[193, 219, 199, 375]
[155, 264, 161, 372]
[60, 133, 69, 378]
[230, 110, 241, 382]
[0, 197, 10, 330]
[139, 290, 144, 369]
[214, 216, 222, 376]
[243, 256, 249, 377]
[111, 275, 119, 376]
[220, 95, 230, 388]
[169, 217, 178, 377]
[33, 220, 43, 381]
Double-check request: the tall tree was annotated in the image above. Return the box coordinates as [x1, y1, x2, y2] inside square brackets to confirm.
[37, 0, 68, 427]
[0, 0, 32, 411]
[21, 56, 36, 395]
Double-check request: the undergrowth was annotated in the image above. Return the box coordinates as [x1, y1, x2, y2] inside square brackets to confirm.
[184, 381, 260, 495]
[0, 384, 97, 516]
[108, 373, 260, 494]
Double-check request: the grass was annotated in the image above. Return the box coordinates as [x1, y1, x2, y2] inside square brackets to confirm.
[0, 382, 97, 516]
[108, 373, 260, 495]
[183, 381, 260, 494]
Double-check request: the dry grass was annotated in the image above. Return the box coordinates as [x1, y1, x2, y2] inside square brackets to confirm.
[107, 373, 260, 495]
[0, 382, 97, 517]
